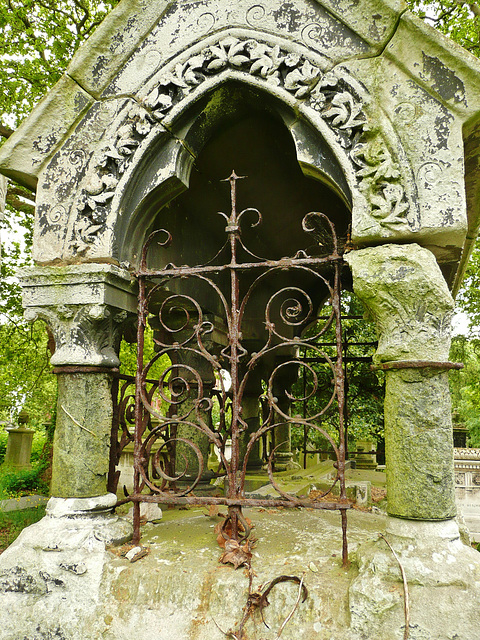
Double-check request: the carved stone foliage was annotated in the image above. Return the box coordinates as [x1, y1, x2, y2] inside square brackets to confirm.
[345, 244, 454, 364]
[24, 303, 132, 367]
[72, 35, 410, 255]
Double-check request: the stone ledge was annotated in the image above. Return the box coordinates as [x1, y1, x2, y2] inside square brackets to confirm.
[18, 264, 137, 314]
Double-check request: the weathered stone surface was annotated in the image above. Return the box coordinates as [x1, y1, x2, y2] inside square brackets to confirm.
[0, 4, 479, 279]
[0, 510, 132, 639]
[2, 507, 480, 639]
[51, 372, 115, 498]
[66, 0, 172, 97]
[385, 368, 456, 519]
[100, 0, 374, 101]
[0, 507, 365, 640]
[322, 0, 405, 44]
[386, 12, 480, 119]
[344, 55, 467, 258]
[345, 244, 454, 363]
[0, 75, 93, 190]
[47, 493, 118, 518]
[350, 517, 480, 640]
[19, 264, 136, 310]
[33, 98, 134, 263]
[347, 244, 456, 520]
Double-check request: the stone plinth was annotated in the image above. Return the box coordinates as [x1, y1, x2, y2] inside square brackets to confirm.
[1, 507, 480, 639]
[354, 441, 377, 471]
[454, 447, 480, 542]
[4, 426, 35, 471]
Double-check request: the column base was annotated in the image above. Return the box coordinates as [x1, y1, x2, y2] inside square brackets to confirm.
[349, 516, 480, 640]
[272, 452, 301, 472]
[45, 493, 132, 544]
[0, 494, 132, 639]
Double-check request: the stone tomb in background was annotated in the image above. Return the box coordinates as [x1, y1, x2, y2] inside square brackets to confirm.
[454, 448, 480, 542]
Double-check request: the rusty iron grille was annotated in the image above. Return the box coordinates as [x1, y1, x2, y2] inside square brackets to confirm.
[126, 171, 351, 564]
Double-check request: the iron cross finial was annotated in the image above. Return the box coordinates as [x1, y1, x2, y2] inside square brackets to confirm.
[219, 170, 247, 226]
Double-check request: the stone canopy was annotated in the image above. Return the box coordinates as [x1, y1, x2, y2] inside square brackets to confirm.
[1, 0, 480, 293]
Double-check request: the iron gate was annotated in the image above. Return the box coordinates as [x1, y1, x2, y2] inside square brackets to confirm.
[113, 172, 351, 565]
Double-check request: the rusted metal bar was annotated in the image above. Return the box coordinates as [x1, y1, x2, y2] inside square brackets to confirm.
[135, 255, 344, 279]
[53, 366, 119, 375]
[125, 493, 352, 510]
[371, 360, 464, 371]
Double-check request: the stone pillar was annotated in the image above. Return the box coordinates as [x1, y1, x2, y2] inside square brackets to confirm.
[19, 264, 137, 503]
[4, 412, 35, 471]
[346, 244, 456, 520]
[271, 358, 298, 472]
[239, 367, 264, 472]
[171, 349, 215, 491]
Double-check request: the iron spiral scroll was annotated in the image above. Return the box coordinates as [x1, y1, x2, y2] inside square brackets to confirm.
[129, 171, 350, 565]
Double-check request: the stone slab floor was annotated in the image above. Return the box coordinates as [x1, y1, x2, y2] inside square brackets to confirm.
[101, 506, 382, 640]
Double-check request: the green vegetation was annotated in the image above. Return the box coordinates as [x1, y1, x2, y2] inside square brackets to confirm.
[289, 293, 384, 456]
[0, 468, 48, 498]
[0, 3, 122, 491]
[0, 506, 46, 551]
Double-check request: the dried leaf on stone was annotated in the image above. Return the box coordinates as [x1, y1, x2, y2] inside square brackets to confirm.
[219, 539, 253, 570]
[207, 505, 227, 518]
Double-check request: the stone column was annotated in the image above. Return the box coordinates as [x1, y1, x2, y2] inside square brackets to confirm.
[271, 358, 298, 472]
[346, 244, 456, 520]
[19, 264, 136, 507]
[170, 349, 216, 491]
[239, 367, 264, 472]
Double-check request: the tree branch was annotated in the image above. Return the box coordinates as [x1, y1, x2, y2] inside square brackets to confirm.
[0, 124, 14, 139]
[9, 187, 36, 203]
[456, 0, 480, 17]
[6, 193, 35, 216]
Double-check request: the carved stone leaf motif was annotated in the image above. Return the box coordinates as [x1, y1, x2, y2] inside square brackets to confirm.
[70, 36, 409, 254]
[324, 92, 367, 134]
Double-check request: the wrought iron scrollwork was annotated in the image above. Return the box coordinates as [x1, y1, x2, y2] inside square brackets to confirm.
[126, 171, 350, 565]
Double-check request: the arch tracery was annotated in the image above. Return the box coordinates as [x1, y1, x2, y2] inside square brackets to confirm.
[68, 30, 416, 260]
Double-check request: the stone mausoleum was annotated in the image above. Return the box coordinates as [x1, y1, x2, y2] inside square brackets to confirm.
[1, 1, 480, 638]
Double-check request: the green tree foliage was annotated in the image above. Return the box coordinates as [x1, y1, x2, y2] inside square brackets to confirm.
[450, 336, 480, 446]
[0, 320, 56, 425]
[0, 0, 119, 130]
[0, 0, 120, 277]
[457, 244, 480, 336]
[406, 0, 480, 55]
[0, 1, 119, 432]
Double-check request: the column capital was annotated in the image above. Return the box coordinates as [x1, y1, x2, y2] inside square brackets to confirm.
[19, 264, 137, 367]
[345, 243, 454, 363]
